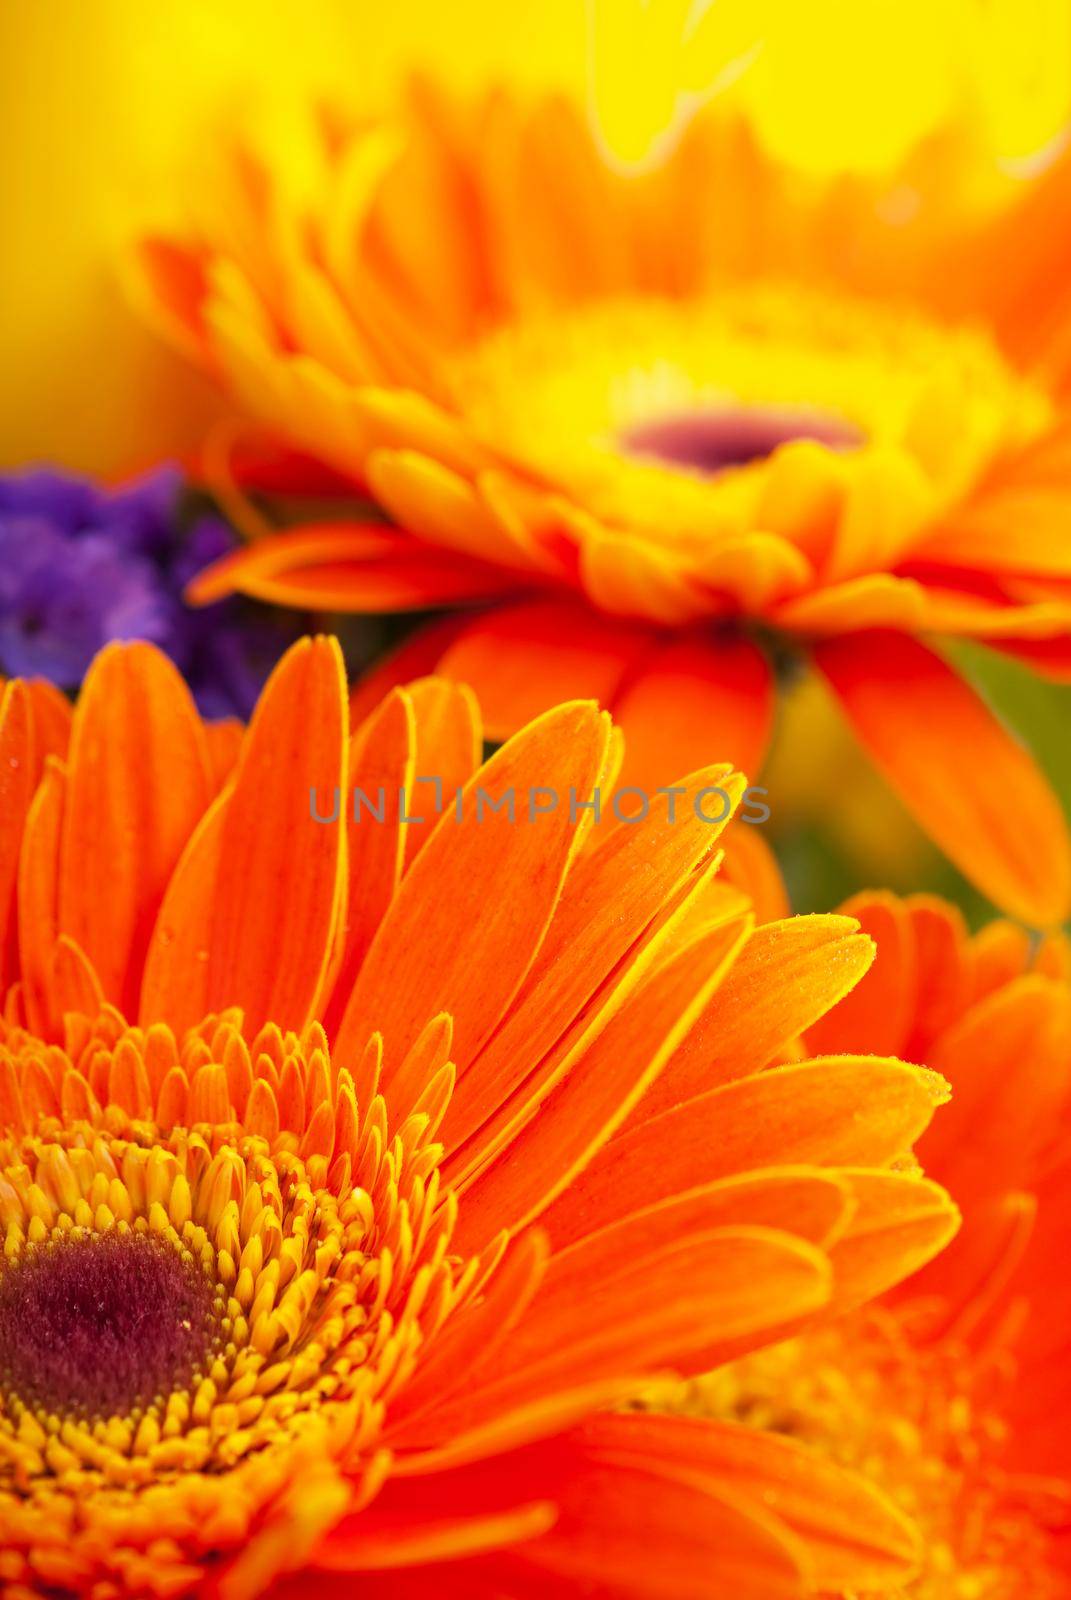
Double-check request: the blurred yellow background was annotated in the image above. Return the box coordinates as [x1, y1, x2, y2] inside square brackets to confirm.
[0, 0, 588, 476]
[3, 0, 1069, 475]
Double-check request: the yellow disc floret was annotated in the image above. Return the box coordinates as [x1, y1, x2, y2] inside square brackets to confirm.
[447, 284, 1052, 561]
[0, 1008, 469, 1598]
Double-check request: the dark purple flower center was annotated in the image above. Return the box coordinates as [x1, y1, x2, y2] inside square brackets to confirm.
[0, 1232, 218, 1419]
[620, 406, 861, 475]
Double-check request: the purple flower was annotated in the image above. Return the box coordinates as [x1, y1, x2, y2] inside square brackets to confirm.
[0, 466, 308, 718]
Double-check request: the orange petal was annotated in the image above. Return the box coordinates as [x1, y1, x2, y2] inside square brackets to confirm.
[544, 1057, 949, 1251]
[437, 600, 652, 745]
[1034, 927, 1071, 983]
[366, 450, 538, 570]
[545, 1168, 852, 1256]
[441, 765, 747, 1174]
[385, 1013, 455, 1126]
[0, 1054, 27, 1131]
[538, 1184, 843, 1321]
[139, 793, 227, 1032]
[824, 448, 931, 583]
[317, 1501, 558, 1572]
[913, 585, 1071, 640]
[517, 1454, 807, 1600]
[574, 514, 713, 625]
[902, 893, 972, 1056]
[0, 683, 36, 990]
[489, 94, 636, 301]
[694, 531, 814, 611]
[204, 637, 348, 1033]
[805, 892, 918, 1058]
[333, 701, 612, 1079]
[815, 631, 1071, 925]
[718, 821, 790, 922]
[202, 425, 368, 498]
[826, 1170, 960, 1309]
[611, 633, 774, 791]
[51, 935, 105, 1022]
[773, 574, 926, 634]
[141, 636, 347, 1036]
[478, 469, 590, 579]
[402, 677, 482, 864]
[984, 633, 1071, 682]
[920, 974, 1071, 1204]
[58, 644, 214, 1016]
[16, 760, 65, 1038]
[917, 489, 1071, 576]
[322, 689, 414, 1037]
[399, 1227, 832, 1463]
[390, 1374, 657, 1476]
[451, 910, 751, 1250]
[387, 1231, 548, 1437]
[322, 1432, 807, 1598]
[968, 917, 1034, 1002]
[24, 679, 72, 766]
[810, 896, 966, 1068]
[911, 1191, 1037, 1346]
[579, 1413, 920, 1595]
[635, 915, 876, 1118]
[188, 523, 512, 611]
[130, 237, 212, 359]
[351, 388, 494, 479]
[932, 144, 1071, 385]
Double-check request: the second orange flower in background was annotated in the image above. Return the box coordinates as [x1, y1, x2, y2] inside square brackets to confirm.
[136, 77, 1071, 926]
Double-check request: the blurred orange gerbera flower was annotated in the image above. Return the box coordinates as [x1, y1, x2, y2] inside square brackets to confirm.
[0, 651, 955, 1597]
[135, 82, 1071, 926]
[638, 890, 1071, 1596]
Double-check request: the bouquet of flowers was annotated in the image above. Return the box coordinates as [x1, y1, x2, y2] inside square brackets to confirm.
[1, 3, 1068, 1594]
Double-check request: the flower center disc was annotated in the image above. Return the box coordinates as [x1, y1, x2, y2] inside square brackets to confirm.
[621, 406, 862, 476]
[0, 1231, 217, 1420]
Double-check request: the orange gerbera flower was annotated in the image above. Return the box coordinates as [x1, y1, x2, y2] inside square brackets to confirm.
[637, 890, 1071, 1597]
[0, 648, 956, 1597]
[134, 82, 1071, 926]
